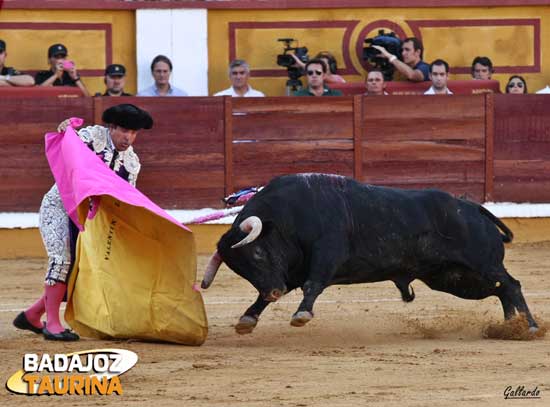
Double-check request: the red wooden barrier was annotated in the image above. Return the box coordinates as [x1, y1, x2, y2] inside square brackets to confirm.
[231, 97, 355, 190]
[1, 94, 550, 212]
[493, 94, 550, 202]
[361, 95, 486, 202]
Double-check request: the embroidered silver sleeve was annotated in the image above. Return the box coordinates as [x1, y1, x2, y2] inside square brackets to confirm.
[77, 125, 108, 153]
[38, 184, 72, 285]
[122, 147, 141, 187]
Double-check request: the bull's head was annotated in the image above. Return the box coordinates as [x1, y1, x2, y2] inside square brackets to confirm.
[202, 215, 293, 301]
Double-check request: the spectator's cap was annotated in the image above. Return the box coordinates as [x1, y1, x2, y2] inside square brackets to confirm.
[48, 43, 68, 58]
[0, 40, 6, 52]
[102, 104, 153, 130]
[105, 64, 126, 77]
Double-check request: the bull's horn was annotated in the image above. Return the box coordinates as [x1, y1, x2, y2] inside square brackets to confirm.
[231, 216, 263, 249]
[201, 251, 223, 289]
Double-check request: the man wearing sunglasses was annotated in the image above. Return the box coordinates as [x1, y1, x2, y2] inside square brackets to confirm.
[294, 58, 342, 96]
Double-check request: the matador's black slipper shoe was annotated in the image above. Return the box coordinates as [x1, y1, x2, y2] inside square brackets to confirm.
[43, 328, 80, 341]
[13, 312, 43, 335]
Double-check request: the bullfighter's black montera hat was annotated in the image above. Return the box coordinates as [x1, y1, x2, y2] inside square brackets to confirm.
[102, 104, 153, 130]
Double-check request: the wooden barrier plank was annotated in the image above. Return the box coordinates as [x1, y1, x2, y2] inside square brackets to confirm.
[0, 97, 94, 211]
[363, 161, 485, 183]
[494, 94, 550, 202]
[362, 141, 484, 162]
[353, 95, 363, 179]
[233, 140, 354, 189]
[233, 97, 353, 114]
[224, 96, 234, 198]
[484, 93, 494, 201]
[95, 97, 226, 208]
[232, 112, 353, 140]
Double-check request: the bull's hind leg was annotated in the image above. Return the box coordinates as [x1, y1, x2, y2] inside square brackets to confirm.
[420, 265, 538, 331]
[497, 268, 539, 331]
[235, 295, 271, 334]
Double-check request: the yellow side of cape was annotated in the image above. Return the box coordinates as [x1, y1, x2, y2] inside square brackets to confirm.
[65, 197, 208, 345]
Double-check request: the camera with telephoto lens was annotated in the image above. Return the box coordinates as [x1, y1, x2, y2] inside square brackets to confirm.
[363, 30, 402, 81]
[276, 38, 309, 91]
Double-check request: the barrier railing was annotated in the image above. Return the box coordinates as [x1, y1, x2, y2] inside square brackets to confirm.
[1, 94, 549, 211]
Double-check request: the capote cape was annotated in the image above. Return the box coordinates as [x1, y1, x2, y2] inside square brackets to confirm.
[45, 119, 207, 345]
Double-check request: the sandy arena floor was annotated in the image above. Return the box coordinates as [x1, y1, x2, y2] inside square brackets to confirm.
[1, 242, 549, 406]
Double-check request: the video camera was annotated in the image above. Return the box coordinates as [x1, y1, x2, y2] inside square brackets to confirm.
[276, 38, 309, 92]
[363, 30, 402, 81]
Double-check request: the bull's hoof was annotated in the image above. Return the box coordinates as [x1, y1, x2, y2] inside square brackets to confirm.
[529, 326, 539, 334]
[235, 315, 258, 335]
[290, 311, 313, 327]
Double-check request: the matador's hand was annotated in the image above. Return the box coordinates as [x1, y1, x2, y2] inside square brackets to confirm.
[57, 119, 72, 133]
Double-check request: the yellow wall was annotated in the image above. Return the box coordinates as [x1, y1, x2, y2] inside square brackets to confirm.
[208, 7, 550, 96]
[0, 10, 136, 94]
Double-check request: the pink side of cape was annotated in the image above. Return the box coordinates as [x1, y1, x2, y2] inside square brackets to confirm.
[44, 121, 190, 232]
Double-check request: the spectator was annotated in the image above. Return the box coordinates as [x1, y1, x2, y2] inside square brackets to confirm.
[0, 39, 35, 87]
[471, 56, 494, 80]
[35, 43, 89, 96]
[100, 64, 131, 97]
[293, 58, 343, 96]
[364, 70, 387, 95]
[138, 55, 187, 97]
[506, 75, 528, 94]
[424, 59, 453, 95]
[291, 51, 346, 85]
[214, 59, 265, 97]
[372, 37, 430, 82]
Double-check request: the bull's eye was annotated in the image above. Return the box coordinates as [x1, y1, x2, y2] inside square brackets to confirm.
[252, 246, 265, 260]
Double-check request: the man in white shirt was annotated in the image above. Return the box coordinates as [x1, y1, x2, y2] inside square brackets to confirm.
[424, 59, 453, 95]
[214, 59, 265, 97]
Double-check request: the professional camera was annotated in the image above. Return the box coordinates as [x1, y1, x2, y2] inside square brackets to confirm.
[276, 38, 309, 92]
[363, 30, 402, 81]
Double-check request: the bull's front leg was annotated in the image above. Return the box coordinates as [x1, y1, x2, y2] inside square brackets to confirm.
[291, 242, 347, 327]
[291, 279, 326, 327]
[235, 294, 271, 334]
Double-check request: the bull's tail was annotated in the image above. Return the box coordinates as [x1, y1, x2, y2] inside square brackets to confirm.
[479, 206, 514, 243]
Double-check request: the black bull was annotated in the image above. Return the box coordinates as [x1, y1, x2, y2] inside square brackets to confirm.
[202, 174, 538, 334]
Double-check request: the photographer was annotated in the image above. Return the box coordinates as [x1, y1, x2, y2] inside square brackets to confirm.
[372, 37, 429, 83]
[294, 58, 342, 97]
[35, 43, 89, 96]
